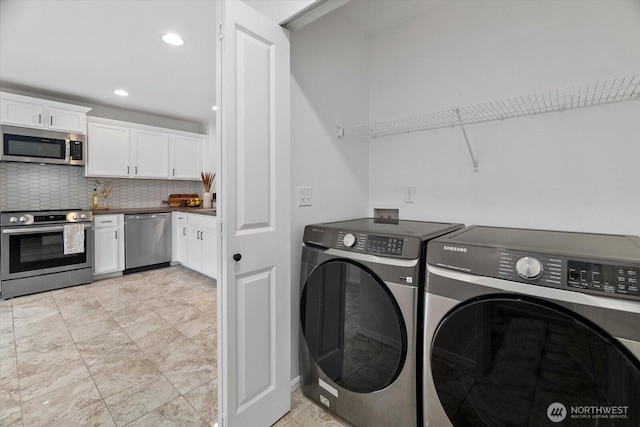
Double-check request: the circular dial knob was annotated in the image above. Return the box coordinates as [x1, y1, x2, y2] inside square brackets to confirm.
[19, 216, 27, 223]
[516, 257, 543, 279]
[9, 217, 17, 223]
[72, 215, 78, 220]
[343, 233, 357, 248]
[80, 214, 87, 219]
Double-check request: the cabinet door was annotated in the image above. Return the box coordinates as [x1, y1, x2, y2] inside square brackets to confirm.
[47, 107, 87, 133]
[171, 135, 204, 180]
[86, 122, 130, 177]
[0, 98, 44, 128]
[131, 129, 170, 178]
[187, 224, 204, 271]
[201, 222, 217, 279]
[94, 226, 120, 274]
[172, 213, 189, 264]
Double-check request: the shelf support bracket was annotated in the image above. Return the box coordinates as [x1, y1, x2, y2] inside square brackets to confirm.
[454, 108, 479, 172]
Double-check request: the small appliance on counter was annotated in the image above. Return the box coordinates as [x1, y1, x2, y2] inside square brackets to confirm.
[1, 209, 93, 299]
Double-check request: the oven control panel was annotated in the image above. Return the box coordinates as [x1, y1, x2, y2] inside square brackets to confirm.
[568, 261, 639, 297]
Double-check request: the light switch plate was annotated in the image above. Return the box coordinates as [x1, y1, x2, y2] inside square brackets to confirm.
[405, 186, 415, 203]
[297, 186, 312, 206]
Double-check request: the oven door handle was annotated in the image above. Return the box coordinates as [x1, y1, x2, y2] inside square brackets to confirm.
[2, 223, 92, 234]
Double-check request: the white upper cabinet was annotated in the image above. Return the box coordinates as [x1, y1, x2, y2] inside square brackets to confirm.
[171, 135, 204, 180]
[86, 117, 205, 180]
[86, 122, 130, 177]
[0, 92, 91, 133]
[131, 129, 170, 178]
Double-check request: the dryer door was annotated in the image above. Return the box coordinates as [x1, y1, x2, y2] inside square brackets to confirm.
[301, 259, 407, 393]
[430, 294, 640, 426]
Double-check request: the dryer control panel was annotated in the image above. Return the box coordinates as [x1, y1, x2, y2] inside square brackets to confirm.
[303, 226, 420, 259]
[335, 231, 405, 256]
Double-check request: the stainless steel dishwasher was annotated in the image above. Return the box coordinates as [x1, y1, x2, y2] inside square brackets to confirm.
[124, 213, 172, 273]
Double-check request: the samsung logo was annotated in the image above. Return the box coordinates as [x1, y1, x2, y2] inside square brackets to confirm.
[444, 245, 467, 253]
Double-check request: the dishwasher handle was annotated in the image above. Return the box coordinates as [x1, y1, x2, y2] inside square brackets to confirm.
[126, 213, 170, 221]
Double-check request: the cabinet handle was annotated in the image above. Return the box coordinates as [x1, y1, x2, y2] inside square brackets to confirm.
[135, 166, 138, 174]
[115, 230, 118, 239]
[173, 168, 175, 176]
[38, 114, 42, 124]
[50, 116, 53, 126]
[127, 166, 130, 174]
[183, 227, 186, 236]
[196, 230, 201, 240]
[201, 231, 204, 241]
[233, 253, 242, 262]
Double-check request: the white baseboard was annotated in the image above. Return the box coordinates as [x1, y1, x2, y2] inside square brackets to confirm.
[290, 376, 301, 393]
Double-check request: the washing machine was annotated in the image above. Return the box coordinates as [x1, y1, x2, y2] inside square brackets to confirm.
[299, 218, 463, 427]
[423, 225, 640, 426]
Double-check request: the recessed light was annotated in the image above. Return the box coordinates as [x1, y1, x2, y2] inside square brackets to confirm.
[162, 33, 184, 46]
[211, 106, 218, 111]
[113, 89, 129, 97]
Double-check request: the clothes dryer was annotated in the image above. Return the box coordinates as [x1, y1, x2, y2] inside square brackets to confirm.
[424, 226, 640, 426]
[300, 218, 463, 427]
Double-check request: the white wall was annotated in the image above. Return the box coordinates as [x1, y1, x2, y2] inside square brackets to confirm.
[290, 9, 370, 379]
[368, 0, 640, 235]
[243, 0, 316, 23]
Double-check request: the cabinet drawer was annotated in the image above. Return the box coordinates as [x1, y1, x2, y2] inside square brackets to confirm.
[188, 213, 217, 229]
[93, 215, 122, 227]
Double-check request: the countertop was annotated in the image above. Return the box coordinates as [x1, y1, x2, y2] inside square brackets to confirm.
[92, 207, 216, 216]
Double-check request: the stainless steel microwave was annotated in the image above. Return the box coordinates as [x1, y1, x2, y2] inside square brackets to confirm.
[0, 125, 86, 166]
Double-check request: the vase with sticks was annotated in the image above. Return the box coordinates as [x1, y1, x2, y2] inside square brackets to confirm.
[96, 180, 113, 209]
[201, 172, 215, 208]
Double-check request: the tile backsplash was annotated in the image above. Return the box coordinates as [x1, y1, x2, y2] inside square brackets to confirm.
[0, 162, 202, 211]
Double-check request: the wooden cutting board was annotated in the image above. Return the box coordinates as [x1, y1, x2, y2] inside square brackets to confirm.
[162, 194, 199, 207]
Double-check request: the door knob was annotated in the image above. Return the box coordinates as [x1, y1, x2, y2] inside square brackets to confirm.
[233, 253, 242, 262]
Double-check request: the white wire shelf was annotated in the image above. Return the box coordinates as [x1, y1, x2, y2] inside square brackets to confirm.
[337, 74, 640, 139]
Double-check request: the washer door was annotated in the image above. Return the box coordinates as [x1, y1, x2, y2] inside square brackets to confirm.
[431, 294, 640, 426]
[301, 259, 407, 393]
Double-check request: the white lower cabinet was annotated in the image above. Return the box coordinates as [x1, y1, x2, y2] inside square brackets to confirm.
[172, 212, 217, 279]
[93, 215, 125, 276]
[172, 212, 188, 264]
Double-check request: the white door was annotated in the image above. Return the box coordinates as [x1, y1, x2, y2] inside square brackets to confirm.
[217, 1, 291, 426]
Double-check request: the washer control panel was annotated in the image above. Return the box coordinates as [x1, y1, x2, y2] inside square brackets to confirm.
[515, 256, 544, 279]
[495, 251, 640, 300]
[336, 231, 404, 256]
[568, 261, 639, 297]
[497, 252, 563, 287]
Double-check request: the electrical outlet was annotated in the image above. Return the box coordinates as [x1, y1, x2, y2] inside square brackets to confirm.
[405, 186, 415, 203]
[298, 186, 312, 206]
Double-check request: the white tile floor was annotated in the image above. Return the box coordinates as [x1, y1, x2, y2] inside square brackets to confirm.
[0, 266, 349, 427]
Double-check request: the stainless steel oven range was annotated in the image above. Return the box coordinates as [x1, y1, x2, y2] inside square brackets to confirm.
[1, 209, 93, 299]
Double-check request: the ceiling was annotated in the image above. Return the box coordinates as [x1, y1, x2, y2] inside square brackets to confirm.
[0, 0, 444, 128]
[0, 0, 218, 126]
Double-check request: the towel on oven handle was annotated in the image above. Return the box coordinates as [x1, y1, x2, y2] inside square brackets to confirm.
[64, 224, 85, 254]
